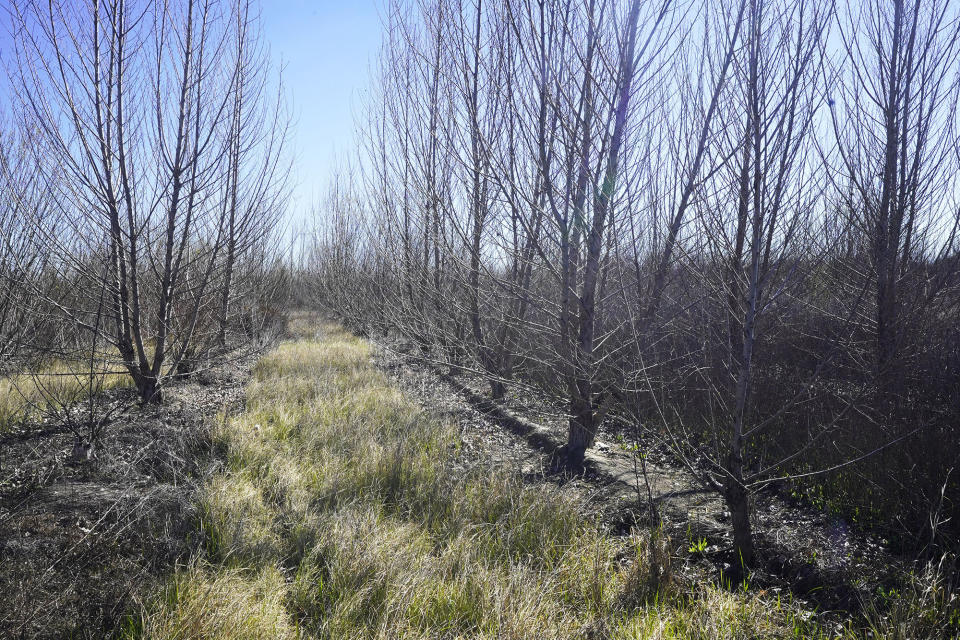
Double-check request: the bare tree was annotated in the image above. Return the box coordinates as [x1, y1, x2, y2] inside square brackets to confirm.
[553, 0, 675, 466]
[214, 0, 291, 349]
[831, 0, 960, 405]
[9, 0, 288, 403]
[0, 124, 47, 374]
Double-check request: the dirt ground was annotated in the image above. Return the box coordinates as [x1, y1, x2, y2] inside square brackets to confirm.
[371, 339, 909, 626]
[0, 357, 252, 639]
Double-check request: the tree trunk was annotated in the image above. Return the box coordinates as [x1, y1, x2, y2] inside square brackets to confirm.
[724, 470, 754, 575]
[566, 381, 596, 468]
[138, 375, 162, 404]
[873, 0, 905, 409]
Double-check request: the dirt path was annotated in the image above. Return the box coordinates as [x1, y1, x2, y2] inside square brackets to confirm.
[372, 340, 907, 617]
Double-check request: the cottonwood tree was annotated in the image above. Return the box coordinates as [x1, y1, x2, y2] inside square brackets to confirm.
[306, 0, 960, 559]
[0, 128, 41, 472]
[358, 0, 459, 353]
[430, 0, 549, 399]
[825, 0, 960, 544]
[637, 0, 749, 326]
[0, 124, 115, 458]
[305, 167, 378, 331]
[549, 0, 675, 466]
[448, 0, 500, 392]
[9, 0, 288, 403]
[831, 0, 960, 406]
[634, 0, 835, 568]
[214, 0, 291, 349]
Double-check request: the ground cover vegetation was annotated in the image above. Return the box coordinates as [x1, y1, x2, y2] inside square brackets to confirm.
[124, 321, 958, 639]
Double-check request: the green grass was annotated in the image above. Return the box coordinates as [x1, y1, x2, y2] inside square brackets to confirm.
[123, 565, 297, 640]
[121, 320, 957, 639]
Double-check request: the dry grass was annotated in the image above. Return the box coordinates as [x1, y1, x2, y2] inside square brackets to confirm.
[122, 319, 956, 639]
[127, 564, 298, 640]
[0, 360, 130, 431]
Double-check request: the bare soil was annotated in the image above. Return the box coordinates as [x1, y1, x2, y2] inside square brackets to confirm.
[0, 358, 252, 639]
[371, 339, 909, 627]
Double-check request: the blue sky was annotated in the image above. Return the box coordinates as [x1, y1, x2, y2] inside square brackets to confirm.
[260, 1, 381, 223]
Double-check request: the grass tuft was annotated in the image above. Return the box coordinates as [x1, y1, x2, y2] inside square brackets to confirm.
[124, 564, 297, 640]
[0, 360, 129, 431]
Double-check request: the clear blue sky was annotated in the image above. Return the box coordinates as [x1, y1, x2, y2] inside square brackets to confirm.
[260, 1, 381, 224]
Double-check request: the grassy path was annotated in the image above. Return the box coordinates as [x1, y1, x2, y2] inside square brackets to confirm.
[123, 321, 836, 639]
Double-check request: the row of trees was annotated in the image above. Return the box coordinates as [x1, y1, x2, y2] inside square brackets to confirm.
[306, 0, 960, 567]
[0, 0, 289, 448]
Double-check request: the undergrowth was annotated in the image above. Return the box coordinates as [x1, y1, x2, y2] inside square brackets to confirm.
[0, 360, 130, 432]
[121, 321, 959, 639]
